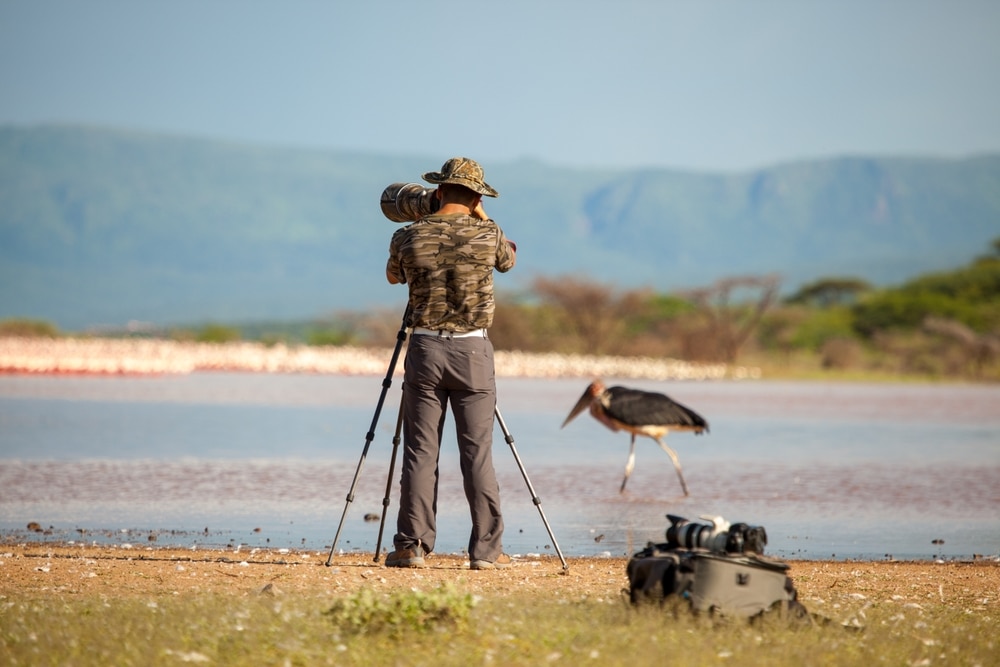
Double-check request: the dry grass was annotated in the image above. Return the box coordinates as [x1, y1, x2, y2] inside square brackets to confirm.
[2, 544, 997, 666]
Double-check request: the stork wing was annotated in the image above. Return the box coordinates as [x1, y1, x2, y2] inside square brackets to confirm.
[604, 386, 709, 432]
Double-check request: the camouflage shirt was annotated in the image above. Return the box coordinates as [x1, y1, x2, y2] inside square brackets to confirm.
[386, 213, 515, 331]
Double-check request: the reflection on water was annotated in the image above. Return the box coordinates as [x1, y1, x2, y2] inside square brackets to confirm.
[1, 374, 998, 561]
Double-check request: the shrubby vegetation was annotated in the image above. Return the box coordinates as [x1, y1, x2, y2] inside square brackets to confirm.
[333, 239, 1000, 381]
[0, 318, 60, 338]
[191, 323, 243, 344]
[4, 239, 998, 381]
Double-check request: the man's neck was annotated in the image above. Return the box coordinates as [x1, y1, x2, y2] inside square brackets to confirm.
[436, 202, 473, 215]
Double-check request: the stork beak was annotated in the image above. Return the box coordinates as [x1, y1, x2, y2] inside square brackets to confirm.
[561, 389, 592, 428]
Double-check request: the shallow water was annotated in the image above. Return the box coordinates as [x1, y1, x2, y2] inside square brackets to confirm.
[1, 373, 998, 561]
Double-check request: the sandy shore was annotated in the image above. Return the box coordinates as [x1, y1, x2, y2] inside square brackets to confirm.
[0, 336, 758, 380]
[2, 543, 997, 618]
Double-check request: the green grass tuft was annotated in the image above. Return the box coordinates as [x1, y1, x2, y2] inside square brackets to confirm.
[323, 584, 476, 636]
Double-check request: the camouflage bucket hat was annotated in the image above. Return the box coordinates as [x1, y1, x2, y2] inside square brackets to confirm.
[422, 157, 499, 198]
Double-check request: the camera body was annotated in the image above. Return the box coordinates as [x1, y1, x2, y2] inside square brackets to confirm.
[665, 514, 768, 555]
[380, 182, 440, 223]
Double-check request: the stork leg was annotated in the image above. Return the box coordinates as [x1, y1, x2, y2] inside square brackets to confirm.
[654, 436, 689, 496]
[620, 434, 638, 493]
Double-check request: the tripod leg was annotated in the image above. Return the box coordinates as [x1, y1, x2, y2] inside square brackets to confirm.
[325, 319, 409, 567]
[373, 393, 405, 562]
[494, 406, 569, 572]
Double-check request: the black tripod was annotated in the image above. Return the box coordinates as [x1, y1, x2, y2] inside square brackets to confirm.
[325, 309, 568, 571]
[324, 307, 410, 567]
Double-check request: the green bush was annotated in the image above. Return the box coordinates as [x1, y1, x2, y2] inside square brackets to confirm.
[0, 318, 60, 337]
[906, 257, 1000, 303]
[306, 328, 352, 347]
[852, 291, 971, 337]
[791, 307, 856, 350]
[852, 255, 1000, 337]
[759, 306, 857, 353]
[194, 323, 242, 343]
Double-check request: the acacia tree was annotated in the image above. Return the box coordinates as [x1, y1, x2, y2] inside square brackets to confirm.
[530, 276, 653, 355]
[785, 277, 872, 308]
[680, 274, 781, 363]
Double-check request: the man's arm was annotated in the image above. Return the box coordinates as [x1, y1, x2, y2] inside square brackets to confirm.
[495, 228, 517, 272]
[386, 231, 405, 284]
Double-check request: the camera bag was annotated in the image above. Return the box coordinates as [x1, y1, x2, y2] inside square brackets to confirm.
[627, 543, 809, 621]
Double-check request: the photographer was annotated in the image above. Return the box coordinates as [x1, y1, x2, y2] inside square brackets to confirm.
[384, 157, 517, 570]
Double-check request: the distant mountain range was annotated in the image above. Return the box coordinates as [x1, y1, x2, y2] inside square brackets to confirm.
[2, 125, 999, 331]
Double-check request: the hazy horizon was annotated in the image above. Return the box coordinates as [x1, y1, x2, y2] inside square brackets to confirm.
[2, 1, 999, 173]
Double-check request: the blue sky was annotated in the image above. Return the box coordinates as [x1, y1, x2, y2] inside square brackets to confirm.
[2, 1, 999, 172]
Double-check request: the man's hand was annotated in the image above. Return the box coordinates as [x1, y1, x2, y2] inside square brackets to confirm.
[472, 201, 489, 220]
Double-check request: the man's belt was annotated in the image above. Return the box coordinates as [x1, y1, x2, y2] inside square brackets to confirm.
[411, 327, 487, 339]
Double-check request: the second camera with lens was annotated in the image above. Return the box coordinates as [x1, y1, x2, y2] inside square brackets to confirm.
[665, 514, 768, 555]
[380, 182, 440, 223]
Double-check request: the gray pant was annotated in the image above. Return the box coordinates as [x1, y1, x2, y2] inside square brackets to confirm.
[394, 333, 504, 562]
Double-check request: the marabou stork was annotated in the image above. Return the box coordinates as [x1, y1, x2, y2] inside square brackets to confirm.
[561, 379, 709, 496]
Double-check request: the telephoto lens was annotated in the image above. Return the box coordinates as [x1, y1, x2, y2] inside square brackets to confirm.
[665, 514, 731, 553]
[380, 183, 439, 223]
[665, 514, 768, 554]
